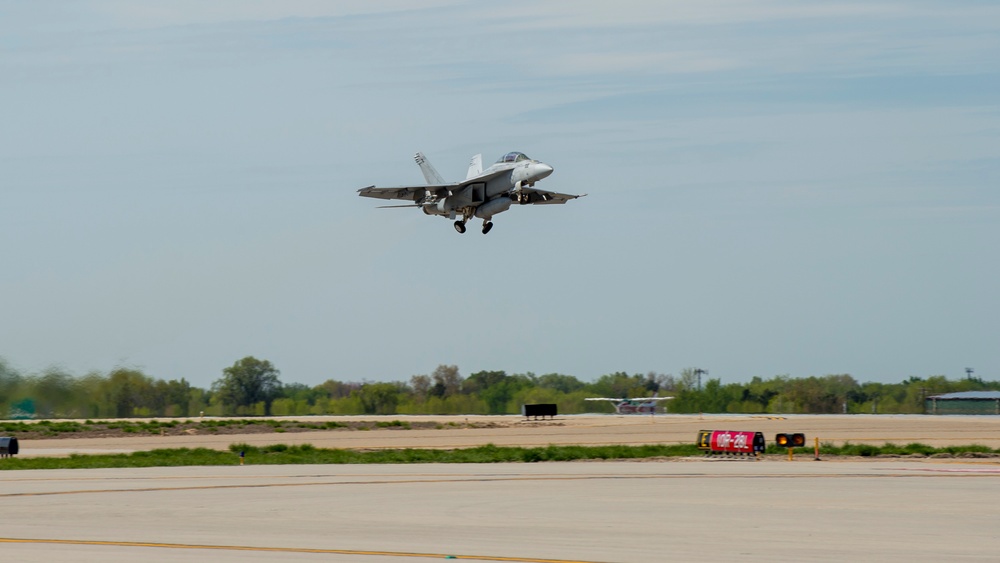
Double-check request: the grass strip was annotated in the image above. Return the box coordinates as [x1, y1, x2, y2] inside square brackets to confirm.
[807, 441, 996, 457]
[0, 443, 700, 470]
[1, 442, 997, 470]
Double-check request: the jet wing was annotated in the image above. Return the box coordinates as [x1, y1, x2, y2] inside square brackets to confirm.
[359, 169, 513, 203]
[519, 186, 586, 205]
[358, 183, 456, 202]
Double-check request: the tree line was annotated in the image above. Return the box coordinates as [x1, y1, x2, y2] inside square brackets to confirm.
[1, 356, 996, 419]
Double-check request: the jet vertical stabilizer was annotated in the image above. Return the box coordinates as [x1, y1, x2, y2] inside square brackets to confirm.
[414, 152, 445, 185]
[466, 154, 483, 180]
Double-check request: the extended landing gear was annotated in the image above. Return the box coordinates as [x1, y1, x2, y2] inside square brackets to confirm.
[482, 221, 493, 235]
[454, 220, 466, 234]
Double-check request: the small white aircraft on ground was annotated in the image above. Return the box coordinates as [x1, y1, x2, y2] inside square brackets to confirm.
[585, 396, 674, 415]
[358, 151, 584, 234]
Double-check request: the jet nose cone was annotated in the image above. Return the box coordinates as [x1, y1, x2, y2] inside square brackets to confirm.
[534, 162, 553, 180]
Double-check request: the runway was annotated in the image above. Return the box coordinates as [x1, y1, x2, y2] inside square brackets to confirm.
[3, 459, 1000, 562]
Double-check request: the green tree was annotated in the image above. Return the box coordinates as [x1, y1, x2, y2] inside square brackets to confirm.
[102, 368, 156, 418]
[464, 370, 509, 413]
[475, 372, 536, 414]
[776, 374, 859, 413]
[588, 372, 650, 399]
[1, 359, 25, 418]
[701, 378, 729, 412]
[73, 372, 108, 418]
[188, 387, 209, 417]
[662, 368, 700, 413]
[281, 382, 323, 406]
[463, 370, 509, 395]
[158, 378, 193, 417]
[317, 379, 361, 399]
[642, 372, 671, 394]
[213, 357, 282, 415]
[26, 369, 75, 417]
[537, 373, 584, 394]
[409, 375, 431, 402]
[744, 376, 782, 412]
[429, 365, 462, 398]
[356, 382, 402, 414]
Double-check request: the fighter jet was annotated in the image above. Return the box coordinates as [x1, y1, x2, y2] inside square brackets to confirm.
[358, 151, 584, 234]
[585, 396, 674, 415]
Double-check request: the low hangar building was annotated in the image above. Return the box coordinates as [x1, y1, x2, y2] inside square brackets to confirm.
[925, 391, 1000, 415]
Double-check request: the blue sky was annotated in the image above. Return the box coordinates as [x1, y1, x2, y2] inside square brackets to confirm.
[2, 1, 997, 388]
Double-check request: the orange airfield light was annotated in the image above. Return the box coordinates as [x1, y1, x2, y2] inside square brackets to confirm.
[775, 433, 806, 448]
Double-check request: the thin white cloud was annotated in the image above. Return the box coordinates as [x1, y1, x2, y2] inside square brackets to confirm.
[551, 51, 739, 76]
[89, 0, 461, 28]
[492, 0, 901, 30]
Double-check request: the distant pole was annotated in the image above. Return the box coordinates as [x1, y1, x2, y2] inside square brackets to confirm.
[966, 367, 974, 380]
[694, 368, 708, 392]
[694, 368, 707, 417]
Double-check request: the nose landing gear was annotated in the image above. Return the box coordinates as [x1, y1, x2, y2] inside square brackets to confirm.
[454, 220, 466, 234]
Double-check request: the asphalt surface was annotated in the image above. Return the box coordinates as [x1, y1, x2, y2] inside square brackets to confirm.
[3, 458, 1000, 562]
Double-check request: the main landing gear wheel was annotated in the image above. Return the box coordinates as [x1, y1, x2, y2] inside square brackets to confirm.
[482, 221, 493, 235]
[454, 220, 466, 234]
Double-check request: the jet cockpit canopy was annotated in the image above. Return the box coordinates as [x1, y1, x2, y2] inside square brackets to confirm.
[496, 151, 531, 164]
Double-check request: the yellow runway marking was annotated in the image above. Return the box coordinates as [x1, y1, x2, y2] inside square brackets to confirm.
[0, 538, 609, 563]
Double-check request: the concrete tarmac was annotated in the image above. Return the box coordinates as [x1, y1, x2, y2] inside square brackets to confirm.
[3, 458, 1000, 562]
[16, 414, 1000, 458]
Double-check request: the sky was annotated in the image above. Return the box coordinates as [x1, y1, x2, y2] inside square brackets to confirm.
[1, 1, 998, 389]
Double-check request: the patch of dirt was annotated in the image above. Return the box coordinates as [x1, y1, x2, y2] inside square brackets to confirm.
[4, 420, 514, 441]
